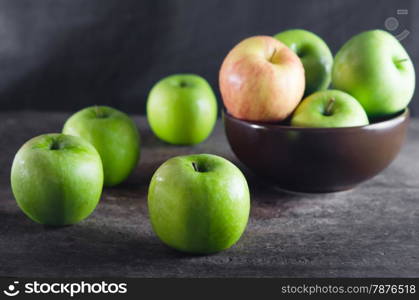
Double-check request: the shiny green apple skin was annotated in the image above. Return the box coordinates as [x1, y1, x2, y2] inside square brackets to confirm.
[148, 154, 250, 254]
[274, 29, 333, 96]
[11, 134, 103, 226]
[147, 74, 217, 145]
[63, 106, 140, 187]
[332, 30, 415, 117]
[291, 90, 369, 128]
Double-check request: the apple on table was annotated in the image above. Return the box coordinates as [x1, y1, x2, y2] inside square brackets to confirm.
[219, 35, 305, 122]
[148, 154, 250, 254]
[63, 106, 141, 187]
[11, 134, 104, 226]
[147, 74, 218, 145]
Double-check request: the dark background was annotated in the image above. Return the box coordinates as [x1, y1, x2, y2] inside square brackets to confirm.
[0, 0, 417, 115]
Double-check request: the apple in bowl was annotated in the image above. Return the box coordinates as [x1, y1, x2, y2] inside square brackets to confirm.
[332, 30, 415, 117]
[223, 108, 408, 193]
[220, 31, 413, 192]
[274, 29, 333, 96]
[291, 90, 369, 128]
[219, 35, 305, 122]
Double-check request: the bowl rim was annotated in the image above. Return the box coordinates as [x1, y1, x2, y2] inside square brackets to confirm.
[223, 108, 409, 132]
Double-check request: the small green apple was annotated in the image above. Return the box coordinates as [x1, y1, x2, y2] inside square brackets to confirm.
[332, 29, 415, 117]
[11, 133, 103, 226]
[291, 90, 369, 128]
[63, 106, 140, 187]
[274, 29, 333, 96]
[148, 154, 250, 254]
[147, 74, 218, 145]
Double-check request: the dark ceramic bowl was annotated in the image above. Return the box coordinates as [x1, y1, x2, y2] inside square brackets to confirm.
[223, 109, 409, 193]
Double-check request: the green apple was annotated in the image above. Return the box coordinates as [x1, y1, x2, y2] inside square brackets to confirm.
[11, 133, 103, 226]
[147, 74, 217, 145]
[63, 106, 140, 187]
[291, 90, 369, 128]
[332, 29, 415, 117]
[148, 154, 250, 254]
[274, 29, 333, 96]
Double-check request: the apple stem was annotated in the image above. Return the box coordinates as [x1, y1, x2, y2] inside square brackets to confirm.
[270, 48, 277, 62]
[94, 105, 107, 118]
[50, 140, 60, 150]
[396, 58, 408, 64]
[95, 105, 101, 117]
[192, 162, 199, 172]
[325, 98, 336, 116]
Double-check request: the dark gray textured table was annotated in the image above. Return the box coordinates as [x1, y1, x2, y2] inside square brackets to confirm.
[0, 112, 418, 278]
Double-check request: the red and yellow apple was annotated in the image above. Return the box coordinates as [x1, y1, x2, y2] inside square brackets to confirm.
[219, 35, 305, 122]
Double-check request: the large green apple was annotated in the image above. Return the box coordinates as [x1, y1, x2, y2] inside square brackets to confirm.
[63, 106, 140, 187]
[332, 29, 415, 117]
[147, 74, 217, 145]
[11, 133, 103, 226]
[274, 29, 333, 96]
[148, 154, 250, 254]
[291, 90, 369, 128]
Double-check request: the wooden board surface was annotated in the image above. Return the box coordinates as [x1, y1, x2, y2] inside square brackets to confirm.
[1, 112, 418, 277]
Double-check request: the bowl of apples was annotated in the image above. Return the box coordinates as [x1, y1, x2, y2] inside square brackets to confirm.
[221, 30, 414, 193]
